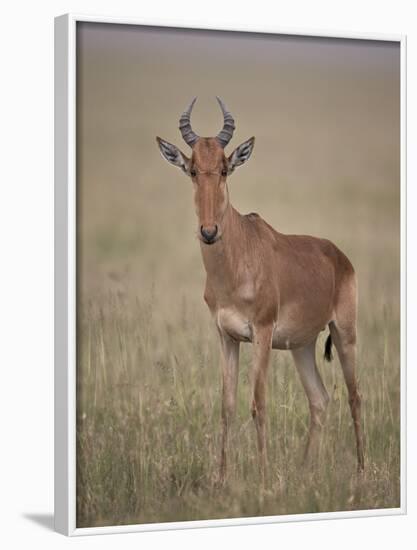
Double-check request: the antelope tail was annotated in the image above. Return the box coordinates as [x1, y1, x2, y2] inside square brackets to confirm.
[324, 334, 333, 362]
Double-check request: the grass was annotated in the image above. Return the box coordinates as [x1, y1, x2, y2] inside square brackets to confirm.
[76, 285, 400, 527]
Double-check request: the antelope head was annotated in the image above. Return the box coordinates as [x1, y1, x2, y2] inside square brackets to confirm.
[156, 97, 255, 245]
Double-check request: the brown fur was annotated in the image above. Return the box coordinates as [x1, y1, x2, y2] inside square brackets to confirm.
[157, 135, 364, 484]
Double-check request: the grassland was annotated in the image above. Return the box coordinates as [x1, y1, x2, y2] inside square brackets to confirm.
[76, 287, 400, 527]
[75, 26, 400, 527]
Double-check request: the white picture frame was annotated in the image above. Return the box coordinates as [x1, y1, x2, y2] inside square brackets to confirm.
[54, 13, 407, 536]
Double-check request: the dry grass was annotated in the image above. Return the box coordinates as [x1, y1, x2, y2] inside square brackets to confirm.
[76, 285, 400, 526]
[75, 24, 400, 527]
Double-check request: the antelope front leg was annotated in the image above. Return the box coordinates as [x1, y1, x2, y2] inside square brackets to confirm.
[218, 331, 240, 484]
[251, 325, 273, 485]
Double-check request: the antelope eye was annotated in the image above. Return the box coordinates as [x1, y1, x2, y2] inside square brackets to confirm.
[221, 169, 227, 177]
[190, 169, 197, 177]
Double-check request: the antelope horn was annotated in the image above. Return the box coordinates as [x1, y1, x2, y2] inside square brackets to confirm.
[179, 97, 200, 147]
[216, 96, 235, 148]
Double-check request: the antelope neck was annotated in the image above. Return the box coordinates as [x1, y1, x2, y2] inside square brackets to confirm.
[200, 204, 244, 287]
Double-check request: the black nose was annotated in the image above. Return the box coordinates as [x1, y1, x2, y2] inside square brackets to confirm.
[200, 224, 218, 243]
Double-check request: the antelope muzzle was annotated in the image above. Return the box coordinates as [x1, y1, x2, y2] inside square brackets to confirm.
[200, 224, 219, 244]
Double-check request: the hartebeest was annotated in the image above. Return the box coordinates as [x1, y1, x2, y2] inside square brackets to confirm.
[156, 97, 364, 483]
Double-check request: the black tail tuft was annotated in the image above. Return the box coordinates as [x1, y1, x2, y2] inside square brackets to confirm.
[324, 334, 333, 362]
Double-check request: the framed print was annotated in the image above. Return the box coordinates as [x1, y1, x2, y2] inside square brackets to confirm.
[54, 14, 406, 536]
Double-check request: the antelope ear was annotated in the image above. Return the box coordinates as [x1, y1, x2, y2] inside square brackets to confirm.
[156, 137, 190, 173]
[228, 137, 255, 174]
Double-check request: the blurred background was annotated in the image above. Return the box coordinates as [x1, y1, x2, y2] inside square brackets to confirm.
[76, 23, 400, 527]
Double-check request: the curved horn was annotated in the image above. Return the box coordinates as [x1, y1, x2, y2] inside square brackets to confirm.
[216, 96, 235, 148]
[179, 97, 200, 147]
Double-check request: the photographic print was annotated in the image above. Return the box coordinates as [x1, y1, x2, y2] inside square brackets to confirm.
[67, 19, 402, 530]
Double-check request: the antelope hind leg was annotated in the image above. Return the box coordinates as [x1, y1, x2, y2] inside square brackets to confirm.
[329, 321, 364, 472]
[291, 339, 330, 466]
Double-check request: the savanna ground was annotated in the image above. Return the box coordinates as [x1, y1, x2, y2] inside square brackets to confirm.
[75, 25, 401, 527]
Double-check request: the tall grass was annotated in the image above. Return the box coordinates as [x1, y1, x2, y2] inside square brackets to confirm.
[76, 287, 400, 527]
